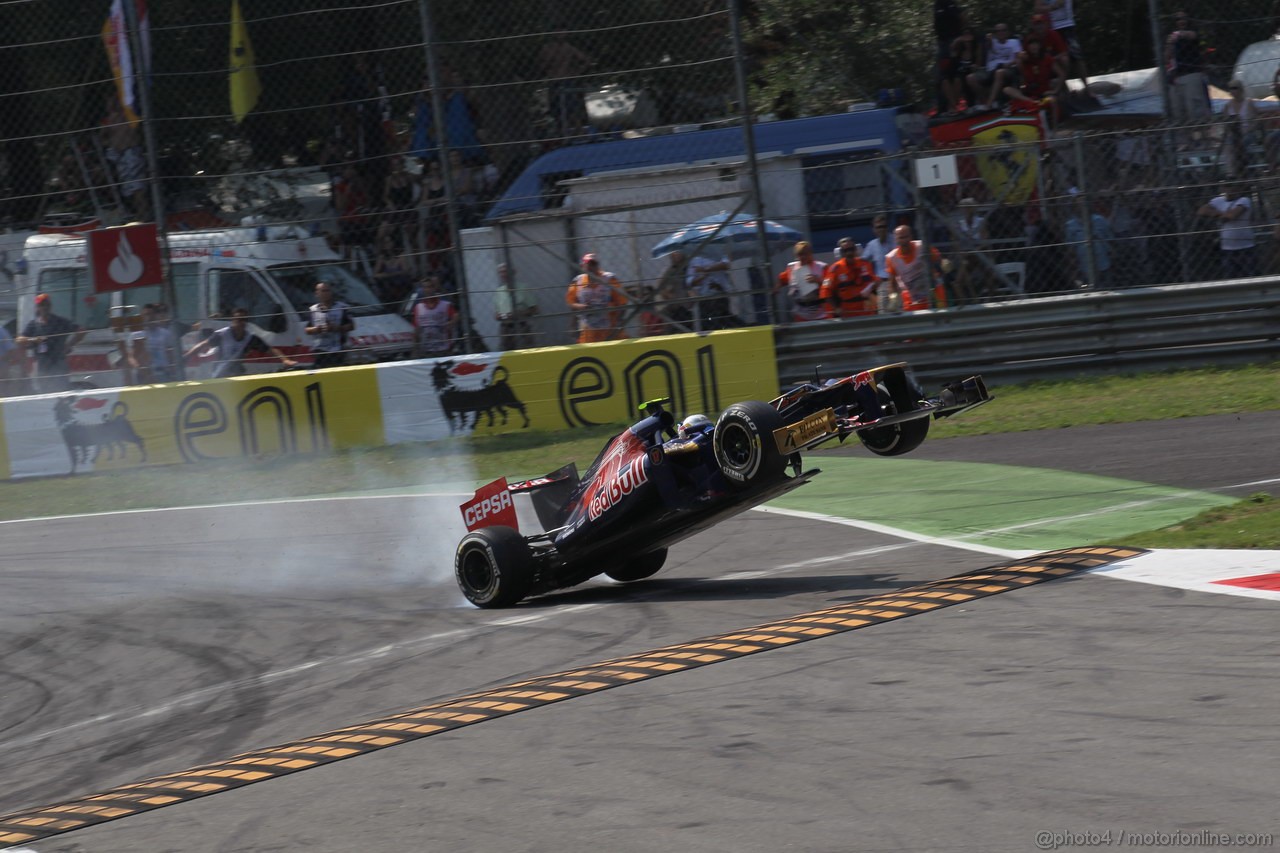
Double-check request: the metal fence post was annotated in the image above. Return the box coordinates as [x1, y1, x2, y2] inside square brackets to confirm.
[417, 0, 476, 351]
[1073, 132, 1099, 288]
[729, 0, 775, 325]
[121, 0, 182, 378]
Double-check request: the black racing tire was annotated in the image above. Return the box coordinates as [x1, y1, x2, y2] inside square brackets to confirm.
[606, 548, 668, 583]
[454, 525, 534, 608]
[859, 382, 930, 457]
[713, 400, 787, 489]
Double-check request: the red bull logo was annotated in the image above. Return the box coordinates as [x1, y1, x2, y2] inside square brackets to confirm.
[587, 456, 649, 521]
[852, 371, 872, 389]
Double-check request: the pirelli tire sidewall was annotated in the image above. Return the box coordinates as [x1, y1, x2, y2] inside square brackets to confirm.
[454, 525, 534, 608]
[713, 400, 787, 489]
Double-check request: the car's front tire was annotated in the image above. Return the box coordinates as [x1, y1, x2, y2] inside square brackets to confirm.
[713, 401, 787, 489]
[455, 525, 533, 608]
[606, 548, 668, 582]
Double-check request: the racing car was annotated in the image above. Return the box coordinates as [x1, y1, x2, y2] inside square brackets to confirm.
[455, 362, 990, 608]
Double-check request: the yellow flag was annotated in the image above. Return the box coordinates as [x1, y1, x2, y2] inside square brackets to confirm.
[229, 0, 261, 123]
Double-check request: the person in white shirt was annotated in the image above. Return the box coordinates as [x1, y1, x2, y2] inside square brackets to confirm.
[774, 241, 827, 323]
[1197, 185, 1257, 279]
[978, 23, 1021, 110]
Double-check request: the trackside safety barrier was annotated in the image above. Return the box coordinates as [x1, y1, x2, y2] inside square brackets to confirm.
[0, 328, 777, 480]
[774, 279, 1280, 388]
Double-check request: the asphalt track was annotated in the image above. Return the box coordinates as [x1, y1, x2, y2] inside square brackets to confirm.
[1, 412, 1278, 852]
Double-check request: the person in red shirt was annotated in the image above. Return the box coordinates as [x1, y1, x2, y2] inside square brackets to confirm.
[1003, 35, 1061, 109]
[1026, 14, 1069, 84]
[820, 237, 878, 318]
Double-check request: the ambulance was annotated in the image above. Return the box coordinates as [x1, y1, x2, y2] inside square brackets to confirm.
[15, 225, 416, 388]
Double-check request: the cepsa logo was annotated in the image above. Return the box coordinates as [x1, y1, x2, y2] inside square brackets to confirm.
[587, 455, 649, 521]
[461, 479, 517, 531]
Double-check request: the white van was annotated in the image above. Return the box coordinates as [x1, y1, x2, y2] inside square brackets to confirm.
[16, 225, 415, 388]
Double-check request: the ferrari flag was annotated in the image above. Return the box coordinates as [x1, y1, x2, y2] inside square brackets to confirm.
[229, 0, 262, 124]
[101, 0, 149, 127]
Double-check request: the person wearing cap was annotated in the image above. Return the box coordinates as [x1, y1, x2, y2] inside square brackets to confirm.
[820, 237, 877, 319]
[17, 293, 85, 393]
[1165, 11, 1210, 133]
[566, 253, 628, 344]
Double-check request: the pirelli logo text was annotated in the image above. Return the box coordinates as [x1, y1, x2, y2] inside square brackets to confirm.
[775, 408, 837, 452]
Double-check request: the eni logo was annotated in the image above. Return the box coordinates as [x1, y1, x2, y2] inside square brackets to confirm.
[557, 346, 720, 428]
[173, 383, 329, 462]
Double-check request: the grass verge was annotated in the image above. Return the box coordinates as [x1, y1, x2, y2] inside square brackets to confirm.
[1120, 493, 1280, 550]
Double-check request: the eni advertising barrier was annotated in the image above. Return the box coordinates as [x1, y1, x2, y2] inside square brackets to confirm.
[376, 327, 778, 444]
[0, 328, 778, 479]
[0, 366, 383, 479]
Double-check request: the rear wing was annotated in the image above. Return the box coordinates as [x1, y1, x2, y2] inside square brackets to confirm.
[461, 464, 581, 534]
[460, 478, 518, 532]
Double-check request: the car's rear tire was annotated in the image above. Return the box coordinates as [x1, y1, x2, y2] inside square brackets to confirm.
[859, 383, 930, 457]
[713, 401, 787, 489]
[606, 548, 668, 583]
[455, 525, 533, 608]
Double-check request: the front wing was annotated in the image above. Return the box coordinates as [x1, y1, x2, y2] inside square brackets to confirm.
[772, 374, 991, 455]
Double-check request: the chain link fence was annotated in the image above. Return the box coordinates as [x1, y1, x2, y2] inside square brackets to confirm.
[1, 0, 1278, 394]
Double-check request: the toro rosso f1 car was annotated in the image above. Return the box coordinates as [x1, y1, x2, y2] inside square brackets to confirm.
[455, 362, 989, 608]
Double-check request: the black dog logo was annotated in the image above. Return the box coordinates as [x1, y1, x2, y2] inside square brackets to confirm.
[53, 397, 148, 473]
[431, 361, 530, 433]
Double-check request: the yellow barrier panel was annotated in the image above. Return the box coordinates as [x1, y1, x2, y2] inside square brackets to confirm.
[2, 366, 383, 479]
[375, 328, 779, 443]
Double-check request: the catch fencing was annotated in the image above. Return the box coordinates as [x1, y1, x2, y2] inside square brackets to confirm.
[3, 0, 1280, 393]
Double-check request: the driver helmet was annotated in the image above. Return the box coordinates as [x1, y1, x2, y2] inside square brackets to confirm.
[678, 413, 712, 439]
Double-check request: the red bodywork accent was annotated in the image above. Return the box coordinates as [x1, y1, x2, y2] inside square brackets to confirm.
[460, 478, 519, 532]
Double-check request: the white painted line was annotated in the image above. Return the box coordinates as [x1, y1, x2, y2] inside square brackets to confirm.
[0, 490, 475, 527]
[752, 506, 1033, 559]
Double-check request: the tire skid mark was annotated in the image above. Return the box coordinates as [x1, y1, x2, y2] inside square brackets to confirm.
[0, 546, 1144, 847]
